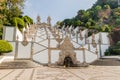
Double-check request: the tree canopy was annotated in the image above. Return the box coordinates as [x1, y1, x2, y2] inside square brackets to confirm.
[59, 0, 120, 33]
[92, 0, 119, 9]
[0, 0, 33, 38]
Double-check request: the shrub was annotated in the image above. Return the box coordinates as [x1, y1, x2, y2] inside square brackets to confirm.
[104, 49, 110, 56]
[101, 25, 111, 32]
[0, 40, 13, 55]
[109, 41, 120, 55]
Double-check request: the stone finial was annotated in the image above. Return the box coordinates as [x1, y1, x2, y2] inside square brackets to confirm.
[22, 31, 28, 46]
[71, 29, 75, 36]
[32, 37, 34, 42]
[98, 33, 102, 44]
[36, 15, 41, 24]
[56, 35, 62, 48]
[92, 33, 97, 48]
[47, 16, 51, 26]
[23, 31, 27, 41]
[16, 35, 19, 41]
[92, 33, 95, 40]
[65, 26, 69, 34]
[79, 30, 83, 40]
[96, 47, 98, 54]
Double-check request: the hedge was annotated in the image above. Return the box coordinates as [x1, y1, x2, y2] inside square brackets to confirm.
[0, 40, 13, 54]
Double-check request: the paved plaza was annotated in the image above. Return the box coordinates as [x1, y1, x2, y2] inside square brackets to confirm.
[0, 65, 119, 80]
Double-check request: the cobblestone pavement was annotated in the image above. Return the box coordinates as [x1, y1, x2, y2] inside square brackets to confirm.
[0, 66, 120, 80]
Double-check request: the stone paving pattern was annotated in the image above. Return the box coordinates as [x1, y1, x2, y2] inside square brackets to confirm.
[0, 59, 120, 80]
[0, 65, 120, 80]
[0, 60, 41, 69]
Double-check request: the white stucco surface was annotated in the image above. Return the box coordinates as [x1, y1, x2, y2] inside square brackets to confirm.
[85, 50, 97, 63]
[16, 28, 23, 41]
[33, 50, 48, 63]
[75, 51, 84, 63]
[51, 50, 60, 63]
[17, 42, 31, 59]
[5, 27, 14, 41]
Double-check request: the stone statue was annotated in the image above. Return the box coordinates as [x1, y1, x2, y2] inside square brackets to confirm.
[47, 16, 51, 26]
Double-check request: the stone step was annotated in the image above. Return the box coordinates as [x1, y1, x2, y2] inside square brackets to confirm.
[0, 60, 43, 69]
[91, 58, 120, 66]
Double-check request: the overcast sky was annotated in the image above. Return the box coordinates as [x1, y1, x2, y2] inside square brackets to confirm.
[23, 0, 97, 25]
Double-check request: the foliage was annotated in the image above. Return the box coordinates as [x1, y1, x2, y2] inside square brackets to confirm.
[92, 0, 118, 9]
[101, 25, 111, 32]
[0, 0, 33, 34]
[22, 15, 33, 24]
[60, 0, 119, 33]
[104, 49, 110, 56]
[115, 18, 120, 25]
[12, 17, 25, 31]
[112, 7, 120, 19]
[95, 5, 102, 11]
[110, 41, 120, 55]
[0, 0, 25, 26]
[0, 40, 13, 54]
[0, 26, 3, 39]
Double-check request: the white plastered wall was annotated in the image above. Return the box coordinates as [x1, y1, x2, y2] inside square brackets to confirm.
[4, 26, 15, 41]
[16, 28, 23, 41]
[16, 42, 32, 59]
[51, 50, 60, 64]
[33, 50, 48, 64]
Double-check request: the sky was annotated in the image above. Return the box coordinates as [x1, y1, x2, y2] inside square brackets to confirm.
[23, 0, 97, 25]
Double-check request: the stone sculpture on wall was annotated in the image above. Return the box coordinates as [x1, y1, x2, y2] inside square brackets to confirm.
[57, 36, 79, 66]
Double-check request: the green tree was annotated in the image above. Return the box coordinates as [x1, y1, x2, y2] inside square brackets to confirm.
[111, 41, 120, 55]
[13, 17, 25, 31]
[0, 40, 13, 55]
[22, 15, 33, 24]
[101, 25, 111, 32]
[1, 0, 25, 26]
[115, 18, 120, 25]
[85, 22, 91, 28]
[103, 4, 110, 9]
[76, 20, 81, 26]
[112, 7, 120, 19]
[92, 0, 118, 9]
[95, 5, 102, 11]
[0, 0, 33, 38]
[63, 19, 72, 26]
